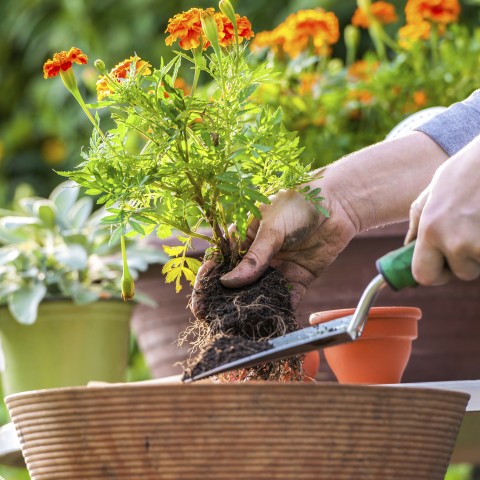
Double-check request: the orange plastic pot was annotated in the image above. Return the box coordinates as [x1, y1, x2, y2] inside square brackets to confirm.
[311, 306, 421, 384]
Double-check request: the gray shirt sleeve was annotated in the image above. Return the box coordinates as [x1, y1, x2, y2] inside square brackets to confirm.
[414, 89, 480, 156]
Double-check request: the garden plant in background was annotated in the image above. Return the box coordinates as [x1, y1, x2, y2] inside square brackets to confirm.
[250, 0, 479, 167]
[0, 180, 164, 325]
[0, 180, 167, 399]
[43, 1, 326, 382]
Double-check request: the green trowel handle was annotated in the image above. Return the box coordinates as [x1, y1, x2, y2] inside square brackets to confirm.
[376, 241, 418, 291]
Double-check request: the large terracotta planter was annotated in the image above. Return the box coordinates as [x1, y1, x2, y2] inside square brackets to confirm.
[0, 300, 133, 395]
[5, 383, 469, 480]
[311, 306, 421, 384]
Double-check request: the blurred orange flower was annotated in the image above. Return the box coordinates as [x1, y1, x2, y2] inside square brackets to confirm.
[173, 78, 191, 96]
[413, 90, 427, 107]
[297, 72, 321, 96]
[405, 0, 460, 25]
[250, 27, 288, 55]
[161, 78, 191, 99]
[43, 47, 88, 79]
[347, 60, 380, 81]
[96, 56, 151, 100]
[352, 1, 398, 29]
[165, 8, 253, 50]
[283, 9, 340, 58]
[398, 21, 433, 48]
[348, 89, 374, 105]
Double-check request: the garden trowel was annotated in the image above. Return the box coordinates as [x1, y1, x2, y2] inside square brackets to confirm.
[184, 241, 418, 382]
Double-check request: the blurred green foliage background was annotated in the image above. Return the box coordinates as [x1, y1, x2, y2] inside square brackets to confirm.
[1, 1, 480, 477]
[0, 0, 352, 204]
[1, 0, 479, 204]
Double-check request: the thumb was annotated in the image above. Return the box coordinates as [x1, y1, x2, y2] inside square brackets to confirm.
[405, 188, 429, 245]
[221, 225, 281, 288]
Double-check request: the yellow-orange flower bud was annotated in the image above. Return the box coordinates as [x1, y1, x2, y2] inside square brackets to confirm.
[94, 59, 107, 75]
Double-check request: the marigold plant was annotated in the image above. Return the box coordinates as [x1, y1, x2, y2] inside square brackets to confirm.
[44, 2, 324, 297]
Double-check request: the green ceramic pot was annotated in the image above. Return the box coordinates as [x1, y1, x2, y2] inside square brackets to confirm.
[0, 300, 133, 396]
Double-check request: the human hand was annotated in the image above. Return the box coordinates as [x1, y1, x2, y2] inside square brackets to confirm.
[193, 130, 448, 310]
[405, 137, 480, 285]
[212, 188, 357, 307]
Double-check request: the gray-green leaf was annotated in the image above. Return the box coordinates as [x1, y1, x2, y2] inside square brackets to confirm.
[8, 284, 47, 325]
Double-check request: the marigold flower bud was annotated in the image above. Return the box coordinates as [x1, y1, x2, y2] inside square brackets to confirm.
[121, 271, 135, 301]
[201, 9, 220, 51]
[59, 69, 79, 96]
[94, 59, 107, 75]
[344, 24, 360, 52]
[219, 0, 236, 26]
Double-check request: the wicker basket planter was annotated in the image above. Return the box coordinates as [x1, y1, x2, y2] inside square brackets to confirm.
[6, 383, 469, 480]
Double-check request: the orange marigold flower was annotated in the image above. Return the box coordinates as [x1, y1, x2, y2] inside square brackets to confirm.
[166, 8, 253, 50]
[282, 9, 340, 59]
[216, 13, 254, 47]
[405, 0, 460, 25]
[166, 8, 212, 50]
[398, 21, 432, 48]
[43, 47, 88, 79]
[96, 56, 151, 100]
[352, 1, 398, 29]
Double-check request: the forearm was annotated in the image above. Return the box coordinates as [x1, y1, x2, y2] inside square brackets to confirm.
[311, 131, 448, 233]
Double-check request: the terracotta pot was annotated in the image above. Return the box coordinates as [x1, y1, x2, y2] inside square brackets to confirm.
[302, 350, 320, 381]
[311, 306, 421, 384]
[5, 383, 469, 480]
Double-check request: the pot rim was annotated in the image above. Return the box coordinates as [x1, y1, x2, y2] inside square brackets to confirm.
[312, 306, 422, 322]
[311, 306, 421, 339]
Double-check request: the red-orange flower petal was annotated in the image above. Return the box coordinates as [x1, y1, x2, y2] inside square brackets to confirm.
[43, 47, 88, 79]
[215, 13, 254, 47]
[405, 0, 460, 25]
[165, 8, 213, 50]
